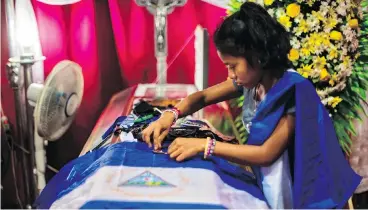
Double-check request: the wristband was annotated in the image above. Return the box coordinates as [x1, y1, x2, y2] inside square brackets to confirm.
[162, 108, 181, 124]
[204, 137, 216, 159]
[204, 137, 210, 159]
[171, 107, 181, 118]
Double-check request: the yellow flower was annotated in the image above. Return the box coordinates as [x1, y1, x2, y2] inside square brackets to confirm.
[312, 11, 324, 21]
[320, 68, 330, 81]
[297, 64, 312, 78]
[328, 96, 343, 108]
[327, 8, 337, 18]
[288, 48, 299, 61]
[300, 48, 311, 57]
[328, 48, 338, 60]
[264, 0, 274, 6]
[278, 15, 292, 30]
[324, 17, 338, 30]
[343, 56, 351, 67]
[307, 33, 324, 50]
[286, 3, 300, 18]
[330, 30, 343, 41]
[313, 56, 327, 69]
[296, 19, 309, 34]
[329, 73, 338, 86]
[307, 43, 316, 54]
[348, 19, 359, 28]
[309, 33, 321, 46]
[306, 0, 314, 6]
[321, 34, 331, 46]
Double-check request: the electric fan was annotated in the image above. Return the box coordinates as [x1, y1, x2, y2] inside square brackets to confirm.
[26, 60, 84, 192]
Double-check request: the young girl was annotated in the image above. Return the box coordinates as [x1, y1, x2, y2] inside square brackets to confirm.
[142, 2, 361, 209]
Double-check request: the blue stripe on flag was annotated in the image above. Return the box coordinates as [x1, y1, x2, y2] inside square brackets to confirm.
[80, 201, 226, 209]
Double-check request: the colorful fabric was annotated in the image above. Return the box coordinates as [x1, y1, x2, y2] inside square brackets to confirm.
[34, 142, 268, 209]
[246, 71, 362, 208]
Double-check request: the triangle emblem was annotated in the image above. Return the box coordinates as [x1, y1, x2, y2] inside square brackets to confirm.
[119, 171, 175, 187]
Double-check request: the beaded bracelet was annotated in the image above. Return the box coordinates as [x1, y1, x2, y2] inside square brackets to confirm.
[162, 107, 181, 124]
[204, 137, 210, 159]
[171, 107, 181, 117]
[204, 137, 216, 159]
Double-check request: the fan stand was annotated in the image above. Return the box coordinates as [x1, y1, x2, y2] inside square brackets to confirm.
[6, 54, 45, 206]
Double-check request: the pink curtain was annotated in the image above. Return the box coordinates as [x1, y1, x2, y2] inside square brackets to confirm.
[108, 0, 228, 86]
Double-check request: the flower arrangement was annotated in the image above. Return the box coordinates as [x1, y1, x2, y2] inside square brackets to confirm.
[227, 0, 368, 154]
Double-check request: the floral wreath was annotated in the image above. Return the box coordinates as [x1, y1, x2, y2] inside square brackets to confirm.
[227, 0, 368, 154]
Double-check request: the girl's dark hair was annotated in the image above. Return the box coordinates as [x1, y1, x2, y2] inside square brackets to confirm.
[214, 2, 292, 75]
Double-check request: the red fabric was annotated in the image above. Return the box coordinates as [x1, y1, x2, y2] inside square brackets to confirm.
[108, 0, 228, 87]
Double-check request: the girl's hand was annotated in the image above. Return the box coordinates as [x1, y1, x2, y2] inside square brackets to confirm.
[168, 138, 207, 162]
[142, 112, 175, 149]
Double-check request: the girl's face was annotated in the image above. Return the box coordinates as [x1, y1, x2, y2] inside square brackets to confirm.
[217, 51, 263, 89]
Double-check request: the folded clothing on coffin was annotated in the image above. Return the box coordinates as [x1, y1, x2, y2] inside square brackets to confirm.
[132, 119, 239, 145]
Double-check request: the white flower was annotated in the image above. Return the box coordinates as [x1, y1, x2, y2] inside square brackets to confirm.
[314, 46, 324, 55]
[306, 14, 320, 32]
[335, 41, 343, 50]
[321, 1, 329, 7]
[310, 67, 321, 78]
[336, 2, 347, 16]
[267, 8, 275, 17]
[344, 28, 355, 42]
[294, 13, 304, 23]
[337, 82, 346, 91]
[340, 45, 348, 58]
[323, 27, 332, 34]
[344, 0, 352, 9]
[275, 8, 286, 18]
[319, 2, 330, 16]
[249, 0, 264, 6]
[321, 98, 328, 105]
[350, 39, 359, 52]
[291, 37, 301, 49]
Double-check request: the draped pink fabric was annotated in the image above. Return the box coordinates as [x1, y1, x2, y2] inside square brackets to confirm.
[108, 0, 228, 86]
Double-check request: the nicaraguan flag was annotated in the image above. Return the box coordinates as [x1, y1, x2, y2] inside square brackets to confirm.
[34, 142, 269, 209]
